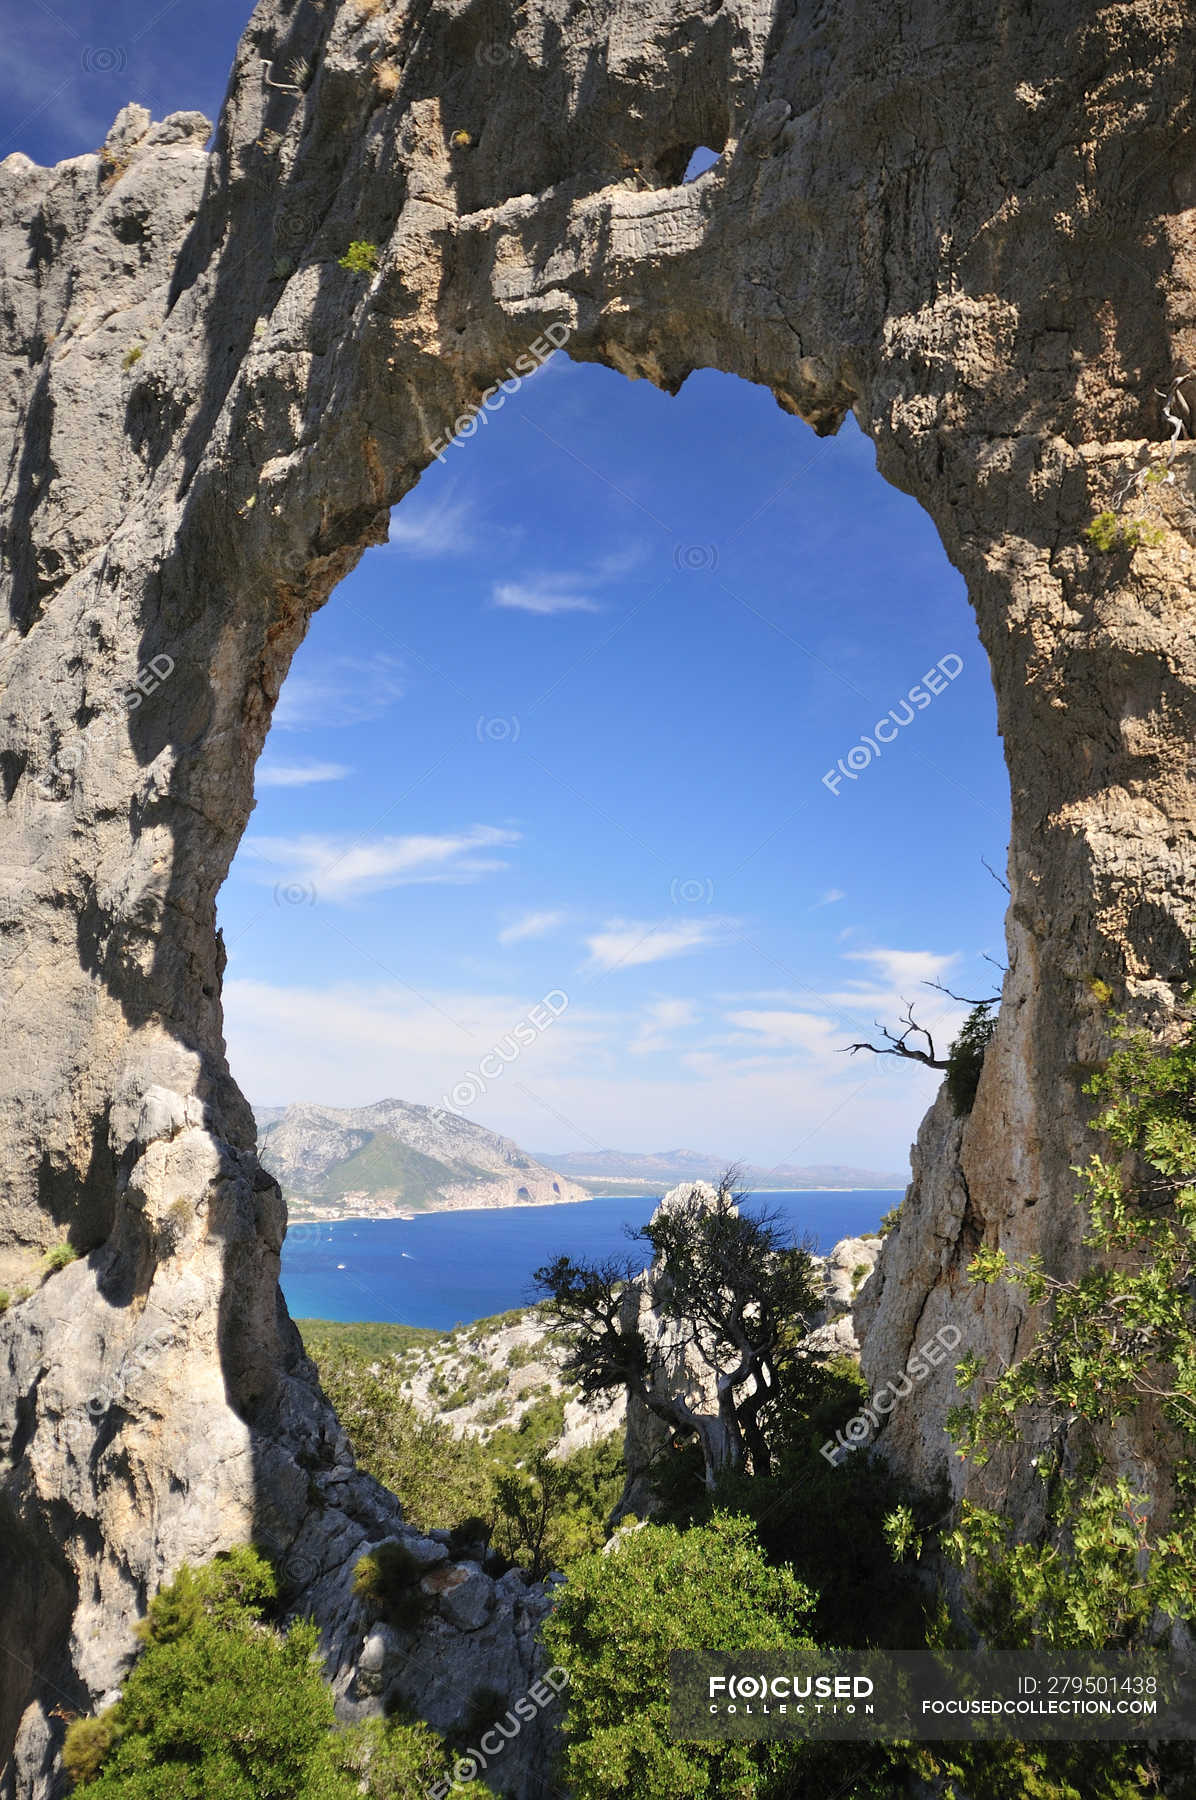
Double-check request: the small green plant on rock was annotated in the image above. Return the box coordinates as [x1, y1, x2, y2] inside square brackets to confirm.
[43, 1242, 78, 1272]
[945, 1002, 997, 1116]
[339, 239, 379, 275]
[1084, 509, 1164, 553]
[121, 345, 142, 370]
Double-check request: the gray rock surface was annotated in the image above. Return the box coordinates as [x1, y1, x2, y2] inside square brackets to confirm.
[2, 0, 1196, 1792]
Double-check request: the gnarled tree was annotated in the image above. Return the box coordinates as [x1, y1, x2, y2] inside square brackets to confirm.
[536, 1179, 820, 1488]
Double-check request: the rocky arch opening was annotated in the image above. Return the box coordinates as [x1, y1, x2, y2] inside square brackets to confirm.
[4, 0, 1196, 1787]
[222, 356, 1009, 1340]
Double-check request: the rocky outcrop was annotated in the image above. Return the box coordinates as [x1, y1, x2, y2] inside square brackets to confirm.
[4, 0, 1196, 1791]
[391, 1303, 628, 1448]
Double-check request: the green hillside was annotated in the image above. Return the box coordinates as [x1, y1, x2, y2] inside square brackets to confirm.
[318, 1133, 465, 1207]
[296, 1319, 442, 1362]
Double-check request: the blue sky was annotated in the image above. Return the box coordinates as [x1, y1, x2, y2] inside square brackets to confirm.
[3, 2, 1011, 1173]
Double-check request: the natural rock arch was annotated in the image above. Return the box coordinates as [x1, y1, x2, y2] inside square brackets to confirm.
[2, 0, 1196, 1789]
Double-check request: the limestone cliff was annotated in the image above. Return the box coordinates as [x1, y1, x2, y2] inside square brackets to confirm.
[3, 0, 1196, 1792]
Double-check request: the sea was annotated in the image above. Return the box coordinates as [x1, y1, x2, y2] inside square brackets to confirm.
[279, 1189, 901, 1331]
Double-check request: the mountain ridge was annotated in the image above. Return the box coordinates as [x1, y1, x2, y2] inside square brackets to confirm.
[255, 1098, 590, 1215]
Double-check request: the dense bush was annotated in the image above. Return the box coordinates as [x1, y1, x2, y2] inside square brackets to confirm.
[542, 1512, 817, 1800]
[63, 1548, 484, 1798]
[672, 1357, 938, 1649]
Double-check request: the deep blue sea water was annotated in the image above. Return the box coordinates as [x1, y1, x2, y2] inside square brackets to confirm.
[280, 1190, 901, 1330]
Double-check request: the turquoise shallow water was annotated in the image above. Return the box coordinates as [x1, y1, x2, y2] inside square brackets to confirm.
[280, 1189, 900, 1330]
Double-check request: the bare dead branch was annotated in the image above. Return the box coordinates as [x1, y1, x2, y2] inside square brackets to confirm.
[925, 979, 1001, 1007]
[844, 1002, 950, 1069]
[981, 855, 1011, 895]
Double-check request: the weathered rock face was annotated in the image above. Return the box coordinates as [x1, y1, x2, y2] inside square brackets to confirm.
[3, 0, 1196, 1790]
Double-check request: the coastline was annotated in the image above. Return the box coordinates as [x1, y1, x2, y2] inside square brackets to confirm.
[284, 1183, 905, 1230]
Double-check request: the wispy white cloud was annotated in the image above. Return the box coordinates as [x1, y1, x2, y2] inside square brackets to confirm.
[499, 910, 566, 945]
[493, 578, 600, 616]
[593, 545, 646, 581]
[386, 494, 474, 557]
[273, 654, 405, 731]
[491, 543, 645, 617]
[256, 761, 351, 789]
[812, 888, 846, 908]
[585, 917, 734, 973]
[631, 998, 698, 1054]
[724, 1009, 843, 1057]
[828, 947, 958, 1008]
[243, 825, 519, 900]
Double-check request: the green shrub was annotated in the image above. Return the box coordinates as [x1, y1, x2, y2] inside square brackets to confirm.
[121, 345, 142, 370]
[543, 1512, 817, 1800]
[61, 1546, 484, 1796]
[1084, 509, 1165, 553]
[43, 1242, 79, 1272]
[332, 1716, 490, 1799]
[945, 1005, 1196, 1649]
[339, 239, 379, 275]
[62, 1713, 115, 1785]
[945, 1002, 996, 1115]
[65, 1547, 352, 1796]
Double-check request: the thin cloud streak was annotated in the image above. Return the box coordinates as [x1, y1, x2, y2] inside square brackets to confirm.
[499, 910, 566, 944]
[256, 761, 351, 788]
[585, 917, 736, 973]
[243, 825, 520, 900]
